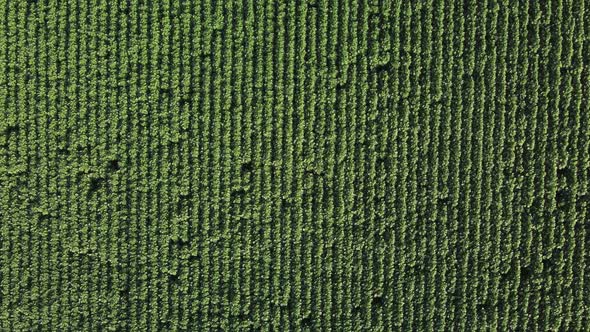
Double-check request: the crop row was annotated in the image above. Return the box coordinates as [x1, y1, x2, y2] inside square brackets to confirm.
[0, 0, 588, 330]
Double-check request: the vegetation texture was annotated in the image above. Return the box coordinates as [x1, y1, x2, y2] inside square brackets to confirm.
[1, 0, 589, 330]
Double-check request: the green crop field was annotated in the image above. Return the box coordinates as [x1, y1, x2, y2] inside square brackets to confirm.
[1, 0, 589, 330]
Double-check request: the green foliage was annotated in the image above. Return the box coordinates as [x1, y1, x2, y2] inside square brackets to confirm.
[1, 0, 589, 330]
